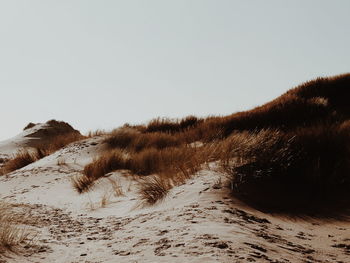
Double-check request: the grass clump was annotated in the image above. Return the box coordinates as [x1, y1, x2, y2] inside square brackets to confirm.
[105, 128, 181, 152]
[222, 124, 350, 213]
[83, 150, 127, 180]
[45, 132, 85, 154]
[77, 145, 206, 195]
[71, 174, 96, 194]
[73, 150, 127, 193]
[143, 116, 203, 133]
[0, 149, 46, 175]
[137, 175, 173, 205]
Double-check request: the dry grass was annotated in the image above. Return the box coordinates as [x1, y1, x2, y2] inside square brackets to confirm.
[105, 146, 202, 177]
[83, 150, 127, 179]
[107, 177, 124, 197]
[100, 192, 112, 208]
[216, 74, 350, 136]
[0, 202, 29, 254]
[105, 128, 182, 152]
[73, 150, 127, 193]
[137, 175, 173, 205]
[130, 74, 350, 141]
[86, 129, 107, 137]
[0, 149, 45, 175]
[71, 174, 96, 194]
[219, 124, 350, 214]
[142, 116, 203, 134]
[78, 145, 208, 196]
[45, 132, 85, 154]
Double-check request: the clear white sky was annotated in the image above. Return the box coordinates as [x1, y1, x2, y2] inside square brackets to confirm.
[0, 0, 349, 140]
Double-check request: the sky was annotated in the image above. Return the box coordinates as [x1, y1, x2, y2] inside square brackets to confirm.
[0, 0, 349, 140]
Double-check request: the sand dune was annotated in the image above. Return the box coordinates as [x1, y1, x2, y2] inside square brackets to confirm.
[0, 131, 349, 263]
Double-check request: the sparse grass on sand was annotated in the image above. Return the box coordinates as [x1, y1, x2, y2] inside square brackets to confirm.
[137, 175, 173, 205]
[74, 145, 207, 198]
[0, 202, 29, 255]
[72, 174, 97, 194]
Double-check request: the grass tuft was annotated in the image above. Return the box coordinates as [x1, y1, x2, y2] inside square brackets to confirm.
[71, 174, 96, 194]
[137, 175, 173, 205]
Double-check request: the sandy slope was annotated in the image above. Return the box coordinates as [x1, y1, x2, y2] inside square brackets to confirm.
[0, 124, 48, 159]
[0, 135, 349, 263]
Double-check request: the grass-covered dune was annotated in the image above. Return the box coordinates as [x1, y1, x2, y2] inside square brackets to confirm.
[219, 73, 350, 135]
[78, 73, 350, 214]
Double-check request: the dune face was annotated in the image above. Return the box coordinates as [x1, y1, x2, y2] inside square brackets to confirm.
[1, 75, 350, 263]
[23, 120, 82, 149]
[0, 120, 81, 158]
[24, 120, 79, 138]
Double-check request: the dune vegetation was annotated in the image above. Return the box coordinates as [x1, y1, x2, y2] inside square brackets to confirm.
[0, 149, 46, 176]
[74, 73, 350, 213]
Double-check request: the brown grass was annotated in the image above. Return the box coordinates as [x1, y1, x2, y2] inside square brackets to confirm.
[131, 74, 350, 141]
[214, 73, 350, 136]
[45, 132, 85, 154]
[142, 116, 203, 133]
[129, 146, 204, 176]
[137, 175, 173, 205]
[71, 174, 96, 194]
[78, 145, 208, 196]
[73, 150, 127, 193]
[83, 150, 127, 179]
[0, 149, 46, 175]
[220, 124, 350, 214]
[105, 128, 181, 152]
